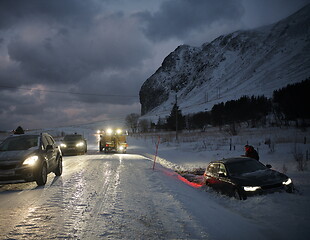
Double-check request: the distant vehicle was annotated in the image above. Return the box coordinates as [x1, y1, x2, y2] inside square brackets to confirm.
[203, 157, 294, 200]
[60, 134, 87, 156]
[0, 133, 62, 186]
[97, 128, 127, 153]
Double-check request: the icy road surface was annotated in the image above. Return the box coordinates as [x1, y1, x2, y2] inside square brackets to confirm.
[0, 149, 271, 240]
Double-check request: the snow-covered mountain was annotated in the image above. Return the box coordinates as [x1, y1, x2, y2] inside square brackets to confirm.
[139, 4, 310, 121]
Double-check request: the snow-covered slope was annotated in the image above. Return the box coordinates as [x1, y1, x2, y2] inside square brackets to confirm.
[139, 4, 310, 120]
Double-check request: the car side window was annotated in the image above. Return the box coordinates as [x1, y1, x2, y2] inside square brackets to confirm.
[207, 163, 219, 175]
[41, 136, 49, 150]
[46, 135, 55, 146]
[219, 164, 227, 176]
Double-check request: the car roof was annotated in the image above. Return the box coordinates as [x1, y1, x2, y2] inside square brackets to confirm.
[210, 157, 255, 165]
[7, 132, 51, 138]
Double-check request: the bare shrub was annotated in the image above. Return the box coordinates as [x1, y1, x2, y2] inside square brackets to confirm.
[293, 145, 307, 171]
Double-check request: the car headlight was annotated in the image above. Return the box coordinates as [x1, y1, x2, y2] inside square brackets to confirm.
[116, 129, 122, 134]
[60, 143, 67, 148]
[76, 142, 84, 147]
[119, 146, 124, 150]
[283, 178, 292, 185]
[243, 186, 261, 192]
[23, 156, 39, 166]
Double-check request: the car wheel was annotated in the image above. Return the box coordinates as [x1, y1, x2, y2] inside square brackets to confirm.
[36, 163, 47, 186]
[286, 185, 294, 193]
[233, 188, 246, 200]
[54, 157, 63, 176]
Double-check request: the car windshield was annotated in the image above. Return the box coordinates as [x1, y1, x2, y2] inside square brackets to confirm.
[0, 135, 39, 151]
[226, 159, 267, 176]
[64, 135, 83, 141]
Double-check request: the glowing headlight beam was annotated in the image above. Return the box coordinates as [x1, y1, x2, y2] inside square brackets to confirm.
[106, 128, 113, 135]
[23, 156, 39, 166]
[243, 186, 261, 192]
[76, 142, 84, 147]
[283, 178, 292, 185]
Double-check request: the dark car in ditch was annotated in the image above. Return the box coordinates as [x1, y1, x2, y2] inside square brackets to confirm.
[60, 134, 87, 156]
[203, 157, 294, 200]
[0, 133, 62, 186]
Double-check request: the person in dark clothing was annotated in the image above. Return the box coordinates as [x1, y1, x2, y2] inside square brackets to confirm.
[14, 126, 25, 134]
[244, 144, 259, 161]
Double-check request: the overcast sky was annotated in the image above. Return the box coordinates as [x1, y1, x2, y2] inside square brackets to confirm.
[0, 0, 309, 131]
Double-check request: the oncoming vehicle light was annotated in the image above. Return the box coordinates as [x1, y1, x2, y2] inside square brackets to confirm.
[76, 142, 84, 147]
[60, 143, 67, 148]
[119, 146, 124, 151]
[23, 156, 39, 166]
[106, 128, 113, 135]
[243, 186, 261, 192]
[116, 129, 122, 134]
[283, 178, 292, 185]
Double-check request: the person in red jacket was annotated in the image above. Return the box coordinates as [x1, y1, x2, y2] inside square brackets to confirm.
[244, 144, 259, 161]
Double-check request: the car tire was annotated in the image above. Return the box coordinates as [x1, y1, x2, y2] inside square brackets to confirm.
[286, 185, 294, 193]
[233, 188, 246, 200]
[36, 163, 47, 186]
[54, 157, 63, 176]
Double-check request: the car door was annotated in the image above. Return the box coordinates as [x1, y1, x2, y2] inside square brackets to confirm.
[44, 135, 57, 170]
[217, 163, 234, 194]
[205, 163, 221, 190]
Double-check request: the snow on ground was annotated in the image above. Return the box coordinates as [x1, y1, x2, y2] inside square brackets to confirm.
[1, 126, 309, 239]
[128, 126, 310, 240]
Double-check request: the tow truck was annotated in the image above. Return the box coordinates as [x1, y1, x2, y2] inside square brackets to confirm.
[97, 128, 128, 153]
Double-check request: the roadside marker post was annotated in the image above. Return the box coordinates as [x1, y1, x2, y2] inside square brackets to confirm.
[153, 136, 160, 170]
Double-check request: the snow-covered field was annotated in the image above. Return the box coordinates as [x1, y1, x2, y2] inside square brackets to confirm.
[0, 126, 309, 239]
[129, 126, 310, 240]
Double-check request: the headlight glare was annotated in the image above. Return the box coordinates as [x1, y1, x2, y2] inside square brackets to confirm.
[243, 186, 261, 192]
[60, 143, 67, 148]
[23, 156, 39, 166]
[76, 142, 84, 147]
[283, 178, 292, 185]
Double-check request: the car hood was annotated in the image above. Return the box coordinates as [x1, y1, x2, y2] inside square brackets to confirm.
[0, 148, 38, 164]
[231, 169, 288, 186]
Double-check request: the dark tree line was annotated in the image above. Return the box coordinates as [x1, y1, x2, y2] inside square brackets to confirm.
[273, 78, 310, 123]
[210, 95, 272, 127]
[151, 78, 310, 131]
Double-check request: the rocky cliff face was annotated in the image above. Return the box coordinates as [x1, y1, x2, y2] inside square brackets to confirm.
[139, 4, 310, 118]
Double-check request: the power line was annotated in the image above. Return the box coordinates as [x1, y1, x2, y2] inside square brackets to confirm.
[0, 85, 138, 98]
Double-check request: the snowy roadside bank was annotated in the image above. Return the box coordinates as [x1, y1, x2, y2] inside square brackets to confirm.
[127, 127, 310, 240]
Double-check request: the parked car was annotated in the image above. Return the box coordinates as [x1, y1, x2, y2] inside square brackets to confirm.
[0, 133, 62, 186]
[60, 134, 87, 156]
[203, 157, 294, 200]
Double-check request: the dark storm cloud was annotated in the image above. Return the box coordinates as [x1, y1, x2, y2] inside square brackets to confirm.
[0, 1, 151, 89]
[0, 0, 98, 30]
[137, 0, 244, 41]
